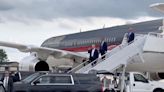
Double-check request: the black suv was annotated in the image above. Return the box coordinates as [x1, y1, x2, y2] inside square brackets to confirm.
[13, 72, 102, 92]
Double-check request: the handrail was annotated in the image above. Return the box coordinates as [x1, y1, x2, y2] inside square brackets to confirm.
[74, 44, 128, 73]
[84, 35, 146, 73]
[67, 59, 90, 73]
[148, 32, 164, 38]
[67, 33, 145, 73]
[68, 42, 127, 73]
[67, 51, 108, 73]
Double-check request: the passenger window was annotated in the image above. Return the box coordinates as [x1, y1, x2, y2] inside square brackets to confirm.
[35, 76, 51, 84]
[134, 74, 148, 83]
[51, 76, 72, 84]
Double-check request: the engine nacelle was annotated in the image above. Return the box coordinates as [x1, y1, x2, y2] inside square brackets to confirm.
[149, 72, 164, 80]
[19, 54, 49, 71]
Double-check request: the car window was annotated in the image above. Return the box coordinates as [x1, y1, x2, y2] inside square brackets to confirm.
[38, 76, 50, 83]
[23, 73, 40, 83]
[51, 76, 72, 84]
[134, 74, 148, 83]
[33, 75, 73, 85]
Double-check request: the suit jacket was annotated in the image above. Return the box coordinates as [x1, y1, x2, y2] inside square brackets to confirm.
[1, 75, 13, 92]
[88, 48, 99, 60]
[127, 32, 135, 43]
[13, 72, 21, 82]
[99, 41, 107, 54]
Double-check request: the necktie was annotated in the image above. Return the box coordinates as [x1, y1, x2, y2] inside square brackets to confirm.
[101, 41, 103, 46]
[91, 49, 95, 57]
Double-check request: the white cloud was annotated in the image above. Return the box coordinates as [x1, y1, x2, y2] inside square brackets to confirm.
[0, 0, 163, 23]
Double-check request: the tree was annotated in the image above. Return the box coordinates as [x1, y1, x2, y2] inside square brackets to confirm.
[0, 49, 8, 62]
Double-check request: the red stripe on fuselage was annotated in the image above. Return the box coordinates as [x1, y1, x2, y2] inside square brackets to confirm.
[62, 45, 118, 52]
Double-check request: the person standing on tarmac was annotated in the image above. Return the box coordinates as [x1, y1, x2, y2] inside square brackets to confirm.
[13, 71, 21, 82]
[1, 71, 14, 92]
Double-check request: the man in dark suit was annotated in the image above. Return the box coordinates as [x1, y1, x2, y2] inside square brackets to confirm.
[1, 71, 14, 92]
[13, 71, 21, 82]
[99, 39, 108, 59]
[88, 44, 99, 66]
[127, 28, 135, 43]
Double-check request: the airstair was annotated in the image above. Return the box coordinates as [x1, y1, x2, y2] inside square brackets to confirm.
[68, 32, 163, 73]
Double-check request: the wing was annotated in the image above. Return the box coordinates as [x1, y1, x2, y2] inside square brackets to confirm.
[150, 3, 164, 13]
[0, 41, 88, 61]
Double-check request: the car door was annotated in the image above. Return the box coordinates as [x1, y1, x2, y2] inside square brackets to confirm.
[0, 82, 6, 92]
[30, 74, 74, 92]
[48, 74, 74, 92]
[131, 73, 152, 92]
[30, 75, 52, 92]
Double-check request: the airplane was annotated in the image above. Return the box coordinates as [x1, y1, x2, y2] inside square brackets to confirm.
[150, 3, 164, 13]
[0, 18, 164, 81]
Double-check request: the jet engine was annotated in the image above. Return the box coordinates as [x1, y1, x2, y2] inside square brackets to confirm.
[19, 53, 49, 71]
[149, 72, 164, 80]
[18, 53, 74, 72]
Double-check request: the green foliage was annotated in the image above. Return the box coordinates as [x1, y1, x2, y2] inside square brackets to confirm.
[0, 49, 8, 62]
